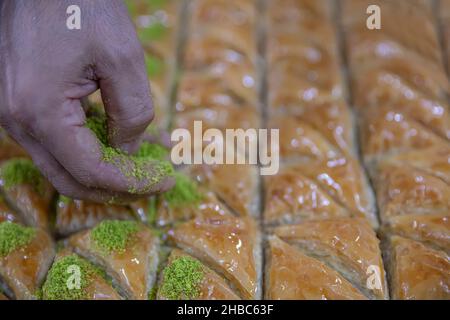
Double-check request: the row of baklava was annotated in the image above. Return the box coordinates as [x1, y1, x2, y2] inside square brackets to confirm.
[161, 0, 263, 300]
[262, 0, 387, 300]
[0, 196, 258, 300]
[0, 0, 181, 300]
[342, 0, 450, 300]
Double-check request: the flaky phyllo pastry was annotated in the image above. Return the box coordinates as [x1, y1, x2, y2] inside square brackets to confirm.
[172, 0, 261, 221]
[343, 0, 450, 300]
[0, 222, 55, 299]
[162, 211, 262, 300]
[267, 218, 388, 300]
[0, 159, 55, 231]
[0, 0, 449, 300]
[68, 220, 160, 299]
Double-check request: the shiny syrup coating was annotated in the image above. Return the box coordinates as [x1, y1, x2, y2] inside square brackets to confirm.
[168, 212, 259, 299]
[158, 249, 240, 300]
[0, 229, 55, 300]
[69, 224, 159, 300]
[266, 236, 367, 300]
[274, 218, 387, 299]
[2, 183, 54, 231]
[388, 214, 450, 252]
[391, 236, 450, 300]
[56, 199, 137, 237]
[188, 164, 258, 217]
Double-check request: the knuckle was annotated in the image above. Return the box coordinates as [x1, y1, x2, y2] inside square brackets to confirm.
[119, 37, 145, 61]
[125, 44, 145, 62]
[115, 99, 154, 131]
[128, 103, 154, 128]
[108, 43, 145, 71]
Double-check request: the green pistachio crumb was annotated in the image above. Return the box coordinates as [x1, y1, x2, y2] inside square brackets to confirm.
[0, 158, 44, 192]
[160, 256, 204, 300]
[85, 113, 108, 144]
[85, 113, 174, 195]
[0, 222, 36, 257]
[42, 254, 105, 300]
[163, 173, 203, 208]
[91, 220, 139, 254]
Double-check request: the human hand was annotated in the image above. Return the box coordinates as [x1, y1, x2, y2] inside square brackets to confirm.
[0, 0, 174, 202]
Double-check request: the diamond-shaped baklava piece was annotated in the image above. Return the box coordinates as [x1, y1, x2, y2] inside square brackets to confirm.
[0, 222, 54, 299]
[264, 158, 376, 227]
[68, 220, 160, 300]
[168, 212, 261, 299]
[389, 236, 450, 300]
[157, 249, 240, 300]
[0, 159, 54, 230]
[266, 236, 367, 300]
[274, 218, 388, 299]
[55, 197, 139, 237]
[42, 250, 121, 300]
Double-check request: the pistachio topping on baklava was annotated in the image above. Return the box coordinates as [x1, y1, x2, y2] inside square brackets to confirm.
[163, 172, 203, 208]
[0, 222, 36, 257]
[91, 220, 139, 254]
[159, 256, 204, 300]
[41, 254, 108, 300]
